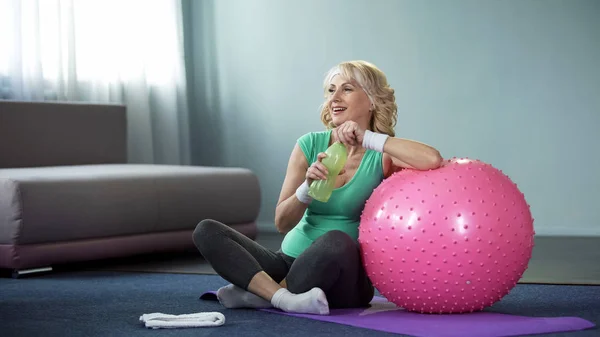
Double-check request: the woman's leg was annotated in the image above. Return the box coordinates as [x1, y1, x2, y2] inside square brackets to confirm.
[193, 219, 329, 314]
[285, 230, 375, 309]
[193, 219, 289, 289]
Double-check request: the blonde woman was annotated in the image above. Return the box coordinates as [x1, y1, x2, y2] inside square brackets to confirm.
[195, 61, 442, 315]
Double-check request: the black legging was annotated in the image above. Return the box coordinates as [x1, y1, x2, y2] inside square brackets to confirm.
[193, 219, 374, 309]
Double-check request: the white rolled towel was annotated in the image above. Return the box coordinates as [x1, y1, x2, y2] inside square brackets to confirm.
[139, 312, 225, 329]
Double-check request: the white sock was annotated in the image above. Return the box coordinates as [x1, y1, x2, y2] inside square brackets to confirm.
[270, 287, 329, 315]
[216, 284, 272, 309]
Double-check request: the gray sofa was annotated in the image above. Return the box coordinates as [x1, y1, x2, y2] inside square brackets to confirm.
[0, 100, 261, 275]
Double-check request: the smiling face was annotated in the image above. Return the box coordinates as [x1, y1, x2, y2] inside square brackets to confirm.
[320, 61, 398, 138]
[327, 74, 373, 128]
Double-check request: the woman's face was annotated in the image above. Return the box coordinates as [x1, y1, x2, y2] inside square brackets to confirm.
[327, 74, 372, 127]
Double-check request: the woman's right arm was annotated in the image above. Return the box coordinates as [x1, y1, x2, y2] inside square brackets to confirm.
[274, 144, 327, 234]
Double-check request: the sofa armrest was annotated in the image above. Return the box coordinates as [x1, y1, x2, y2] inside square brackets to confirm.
[0, 100, 127, 168]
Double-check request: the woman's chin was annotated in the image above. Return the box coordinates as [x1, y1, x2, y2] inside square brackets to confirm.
[331, 115, 346, 125]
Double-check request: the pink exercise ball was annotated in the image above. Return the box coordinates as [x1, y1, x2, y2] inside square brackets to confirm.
[358, 158, 535, 314]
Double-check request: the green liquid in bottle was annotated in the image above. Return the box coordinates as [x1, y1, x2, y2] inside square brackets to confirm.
[308, 142, 348, 203]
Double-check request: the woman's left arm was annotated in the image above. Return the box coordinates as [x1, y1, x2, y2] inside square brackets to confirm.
[382, 136, 443, 171]
[333, 121, 444, 172]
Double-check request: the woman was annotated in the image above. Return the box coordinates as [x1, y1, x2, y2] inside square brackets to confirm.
[194, 60, 442, 315]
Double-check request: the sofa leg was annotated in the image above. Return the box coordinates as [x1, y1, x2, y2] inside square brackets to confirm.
[12, 266, 53, 279]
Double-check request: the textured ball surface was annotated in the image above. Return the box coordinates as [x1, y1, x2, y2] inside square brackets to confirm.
[358, 158, 535, 314]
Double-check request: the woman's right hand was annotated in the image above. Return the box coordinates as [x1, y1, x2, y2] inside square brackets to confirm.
[305, 152, 345, 185]
[305, 152, 329, 186]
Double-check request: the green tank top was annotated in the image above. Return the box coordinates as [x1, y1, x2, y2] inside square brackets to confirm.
[280, 130, 385, 258]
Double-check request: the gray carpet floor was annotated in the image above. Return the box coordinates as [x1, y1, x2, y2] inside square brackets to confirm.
[1, 270, 598, 337]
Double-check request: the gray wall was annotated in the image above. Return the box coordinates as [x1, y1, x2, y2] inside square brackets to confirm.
[185, 0, 600, 236]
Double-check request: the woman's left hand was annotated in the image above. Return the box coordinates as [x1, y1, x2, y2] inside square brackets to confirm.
[333, 121, 365, 147]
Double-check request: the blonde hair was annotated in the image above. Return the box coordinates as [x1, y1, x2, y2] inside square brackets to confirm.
[320, 60, 397, 137]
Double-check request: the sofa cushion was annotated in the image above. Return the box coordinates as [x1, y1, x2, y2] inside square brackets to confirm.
[0, 100, 127, 168]
[0, 164, 261, 245]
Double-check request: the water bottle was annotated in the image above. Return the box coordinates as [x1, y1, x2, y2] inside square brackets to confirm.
[308, 141, 348, 202]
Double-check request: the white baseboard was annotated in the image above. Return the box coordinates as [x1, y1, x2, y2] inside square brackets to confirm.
[533, 226, 600, 237]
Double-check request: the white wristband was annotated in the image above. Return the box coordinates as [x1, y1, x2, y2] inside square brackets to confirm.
[362, 130, 389, 152]
[295, 181, 312, 204]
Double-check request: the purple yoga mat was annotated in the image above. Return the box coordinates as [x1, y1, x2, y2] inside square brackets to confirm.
[200, 291, 595, 337]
